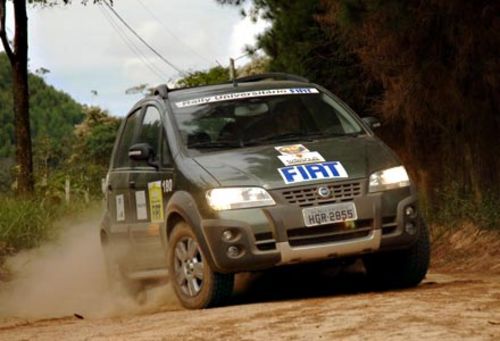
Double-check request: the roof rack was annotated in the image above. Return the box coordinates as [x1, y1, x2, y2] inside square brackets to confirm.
[153, 84, 170, 99]
[235, 72, 310, 84]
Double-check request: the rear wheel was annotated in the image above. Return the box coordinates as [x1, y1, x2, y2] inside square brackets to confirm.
[167, 221, 234, 309]
[101, 234, 145, 302]
[363, 217, 430, 289]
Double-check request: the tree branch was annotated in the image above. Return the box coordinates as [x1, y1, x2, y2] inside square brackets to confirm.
[0, 0, 15, 61]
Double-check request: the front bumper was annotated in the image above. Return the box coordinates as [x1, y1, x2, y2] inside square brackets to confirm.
[200, 185, 419, 273]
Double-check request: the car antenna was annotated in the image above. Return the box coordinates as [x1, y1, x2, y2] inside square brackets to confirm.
[229, 58, 238, 87]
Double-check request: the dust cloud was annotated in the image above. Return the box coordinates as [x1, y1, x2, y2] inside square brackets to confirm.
[0, 208, 179, 320]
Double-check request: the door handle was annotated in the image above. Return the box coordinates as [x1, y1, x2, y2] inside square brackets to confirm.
[129, 181, 136, 189]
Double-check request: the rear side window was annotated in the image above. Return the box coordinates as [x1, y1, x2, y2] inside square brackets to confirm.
[114, 109, 141, 168]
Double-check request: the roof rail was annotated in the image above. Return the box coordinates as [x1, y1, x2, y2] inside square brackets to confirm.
[153, 84, 169, 99]
[235, 72, 310, 84]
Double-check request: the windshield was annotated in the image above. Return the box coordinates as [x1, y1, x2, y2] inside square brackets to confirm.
[170, 89, 365, 151]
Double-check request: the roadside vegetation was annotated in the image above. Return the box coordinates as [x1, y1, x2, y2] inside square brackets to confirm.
[0, 197, 88, 259]
[0, 53, 120, 264]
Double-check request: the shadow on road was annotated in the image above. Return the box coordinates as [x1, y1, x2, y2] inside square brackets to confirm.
[230, 261, 374, 305]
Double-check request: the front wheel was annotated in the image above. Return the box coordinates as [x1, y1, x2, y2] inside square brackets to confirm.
[363, 217, 430, 289]
[167, 221, 234, 309]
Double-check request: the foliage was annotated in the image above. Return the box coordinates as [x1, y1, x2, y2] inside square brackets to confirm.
[427, 184, 500, 231]
[1, 52, 120, 199]
[320, 0, 500, 211]
[235, 0, 379, 114]
[175, 57, 271, 87]
[67, 106, 121, 197]
[176, 66, 229, 88]
[1, 0, 113, 196]
[0, 53, 85, 194]
[0, 197, 60, 257]
[237, 56, 270, 77]
[0, 52, 84, 157]
[0, 195, 95, 262]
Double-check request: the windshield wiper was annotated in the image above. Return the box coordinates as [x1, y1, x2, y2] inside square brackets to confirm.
[316, 131, 363, 138]
[243, 132, 313, 146]
[243, 131, 364, 146]
[188, 141, 242, 149]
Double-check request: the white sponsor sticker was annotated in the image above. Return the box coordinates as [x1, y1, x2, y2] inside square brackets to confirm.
[278, 161, 349, 184]
[162, 179, 173, 193]
[115, 194, 125, 222]
[175, 88, 319, 108]
[278, 151, 326, 166]
[135, 191, 148, 221]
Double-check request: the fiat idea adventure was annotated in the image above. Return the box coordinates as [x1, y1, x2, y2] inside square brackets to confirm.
[100, 73, 430, 309]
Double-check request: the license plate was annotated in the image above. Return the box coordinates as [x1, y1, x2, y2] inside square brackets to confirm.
[302, 202, 358, 227]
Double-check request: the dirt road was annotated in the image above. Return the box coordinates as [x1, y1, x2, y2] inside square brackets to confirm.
[0, 271, 498, 340]
[0, 209, 499, 340]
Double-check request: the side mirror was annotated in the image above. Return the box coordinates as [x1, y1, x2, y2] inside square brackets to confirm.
[362, 116, 382, 130]
[129, 143, 153, 161]
[128, 143, 159, 169]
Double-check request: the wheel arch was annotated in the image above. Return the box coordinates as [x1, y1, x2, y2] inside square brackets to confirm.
[163, 191, 217, 270]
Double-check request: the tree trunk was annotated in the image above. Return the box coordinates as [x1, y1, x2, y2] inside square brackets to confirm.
[0, 0, 34, 196]
[12, 56, 33, 195]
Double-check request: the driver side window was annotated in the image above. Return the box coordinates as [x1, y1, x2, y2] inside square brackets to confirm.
[113, 108, 141, 169]
[136, 106, 162, 162]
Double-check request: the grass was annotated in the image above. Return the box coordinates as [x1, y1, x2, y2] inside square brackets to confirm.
[0, 196, 89, 259]
[424, 188, 500, 232]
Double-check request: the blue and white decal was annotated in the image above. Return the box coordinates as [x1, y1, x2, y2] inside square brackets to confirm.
[175, 88, 319, 108]
[278, 161, 348, 184]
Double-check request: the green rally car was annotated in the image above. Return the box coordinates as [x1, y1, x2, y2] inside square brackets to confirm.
[100, 73, 430, 309]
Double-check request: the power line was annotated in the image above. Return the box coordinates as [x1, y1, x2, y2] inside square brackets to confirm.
[98, 5, 167, 81]
[103, 0, 186, 76]
[99, 4, 167, 80]
[134, 0, 213, 66]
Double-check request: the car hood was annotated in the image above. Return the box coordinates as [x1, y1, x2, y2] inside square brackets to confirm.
[193, 136, 399, 190]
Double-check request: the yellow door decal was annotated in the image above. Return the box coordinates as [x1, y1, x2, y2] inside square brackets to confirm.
[148, 181, 164, 223]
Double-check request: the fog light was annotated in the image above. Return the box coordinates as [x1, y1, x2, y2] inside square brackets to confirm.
[227, 245, 241, 258]
[405, 206, 415, 217]
[222, 230, 234, 242]
[405, 222, 417, 235]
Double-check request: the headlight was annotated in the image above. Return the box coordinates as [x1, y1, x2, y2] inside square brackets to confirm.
[206, 187, 276, 211]
[369, 166, 410, 192]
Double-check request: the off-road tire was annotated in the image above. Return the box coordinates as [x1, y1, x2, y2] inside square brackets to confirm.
[167, 221, 234, 309]
[363, 217, 430, 289]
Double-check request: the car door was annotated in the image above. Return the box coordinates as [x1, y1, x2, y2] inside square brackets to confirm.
[128, 104, 175, 273]
[106, 107, 143, 270]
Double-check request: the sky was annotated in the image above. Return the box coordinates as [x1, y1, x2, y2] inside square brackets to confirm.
[2, 0, 269, 116]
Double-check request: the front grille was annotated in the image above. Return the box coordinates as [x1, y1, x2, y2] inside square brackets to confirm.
[254, 231, 277, 251]
[279, 181, 363, 207]
[287, 219, 373, 247]
[382, 215, 397, 235]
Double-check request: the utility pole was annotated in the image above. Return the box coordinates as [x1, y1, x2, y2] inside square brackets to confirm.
[229, 58, 236, 80]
